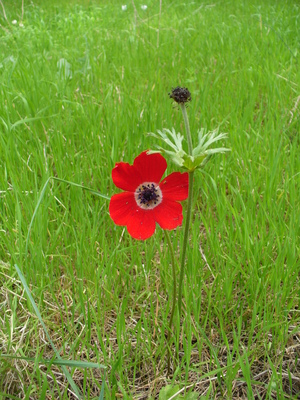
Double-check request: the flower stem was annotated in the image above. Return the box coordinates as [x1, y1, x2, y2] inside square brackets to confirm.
[180, 103, 193, 156]
[178, 103, 194, 319]
[177, 169, 194, 319]
[165, 230, 177, 374]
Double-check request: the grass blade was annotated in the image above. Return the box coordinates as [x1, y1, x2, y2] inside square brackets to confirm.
[14, 264, 83, 399]
[25, 176, 110, 253]
[1, 355, 106, 370]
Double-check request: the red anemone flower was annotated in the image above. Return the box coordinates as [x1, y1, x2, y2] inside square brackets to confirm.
[109, 151, 189, 240]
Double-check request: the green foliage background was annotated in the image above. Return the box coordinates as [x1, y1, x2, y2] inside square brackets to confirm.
[0, 0, 299, 398]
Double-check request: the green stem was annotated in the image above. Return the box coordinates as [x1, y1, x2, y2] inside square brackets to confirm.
[177, 170, 194, 318]
[165, 230, 177, 373]
[178, 103, 194, 319]
[180, 103, 193, 156]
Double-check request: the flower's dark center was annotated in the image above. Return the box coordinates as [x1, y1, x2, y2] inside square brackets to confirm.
[142, 187, 157, 201]
[135, 182, 162, 210]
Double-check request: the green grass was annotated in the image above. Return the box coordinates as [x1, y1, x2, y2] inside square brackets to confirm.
[0, 0, 299, 398]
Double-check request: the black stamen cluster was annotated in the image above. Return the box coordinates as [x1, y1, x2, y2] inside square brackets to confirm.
[169, 86, 191, 104]
[137, 184, 159, 206]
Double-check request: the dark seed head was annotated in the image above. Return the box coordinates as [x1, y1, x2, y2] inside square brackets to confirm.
[169, 86, 191, 104]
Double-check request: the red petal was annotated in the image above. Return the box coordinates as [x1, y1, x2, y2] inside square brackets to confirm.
[109, 192, 156, 240]
[160, 172, 189, 201]
[109, 192, 137, 225]
[153, 199, 183, 230]
[133, 151, 167, 184]
[127, 209, 156, 240]
[112, 162, 142, 191]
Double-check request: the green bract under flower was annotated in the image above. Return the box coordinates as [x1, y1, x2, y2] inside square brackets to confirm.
[149, 128, 229, 172]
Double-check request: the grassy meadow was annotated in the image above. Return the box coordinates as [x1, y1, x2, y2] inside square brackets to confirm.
[0, 0, 299, 398]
